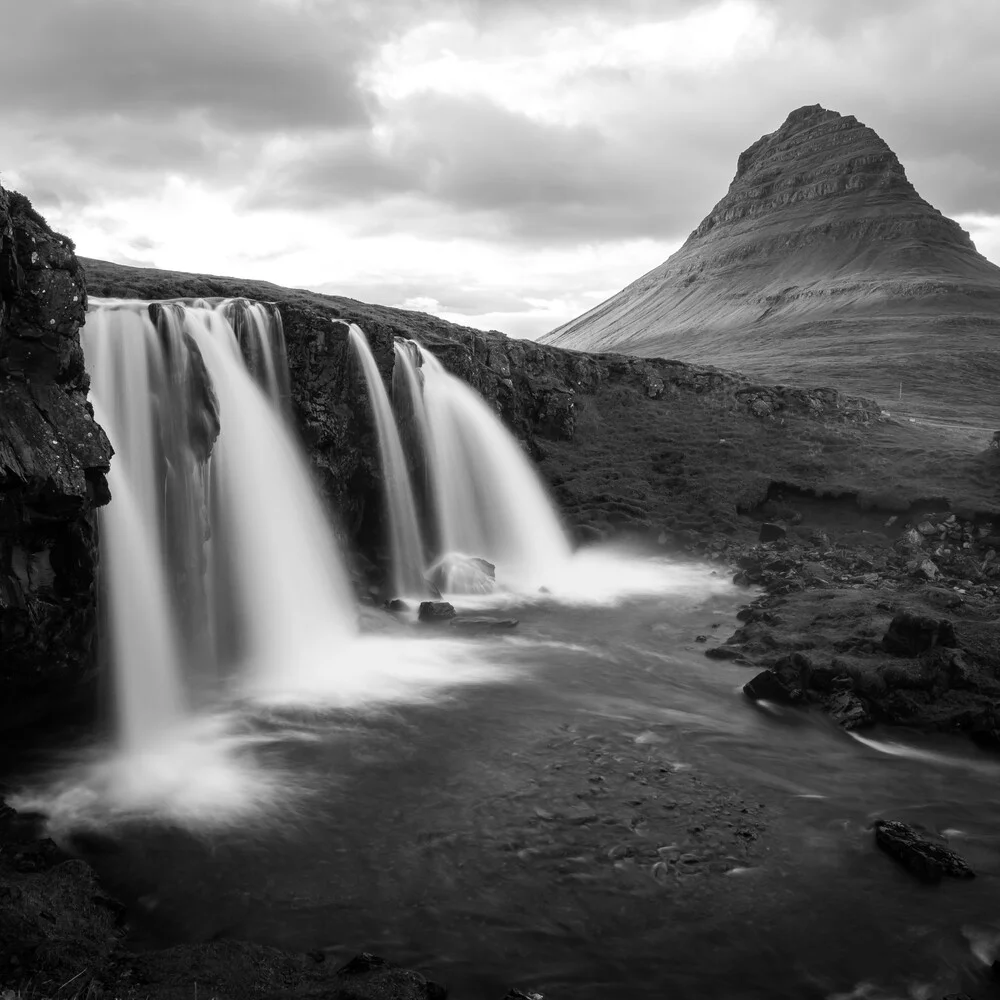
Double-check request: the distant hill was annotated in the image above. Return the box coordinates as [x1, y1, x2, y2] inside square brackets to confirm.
[542, 105, 1000, 426]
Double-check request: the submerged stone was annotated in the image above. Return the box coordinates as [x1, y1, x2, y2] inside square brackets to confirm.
[450, 616, 519, 631]
[704, 645, 745, 661]
[873, 819, 974, 882]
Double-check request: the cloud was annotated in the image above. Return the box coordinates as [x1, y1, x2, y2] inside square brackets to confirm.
[246, 92, 731, 243]
[2, 0, 373, 133]
[4, 0, 1000, 342]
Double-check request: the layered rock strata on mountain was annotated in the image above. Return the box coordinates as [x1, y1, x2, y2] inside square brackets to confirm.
[0, 186, 111, 732]
[543, 105, 1000, 419]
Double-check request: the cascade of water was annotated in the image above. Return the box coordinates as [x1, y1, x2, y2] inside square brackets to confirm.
[393, 341, 434, 525]
[223, 299, 291, 409]
[83, 299, 357, 745]
[395, 339, 573, 592]
[347, 326, 428, 597]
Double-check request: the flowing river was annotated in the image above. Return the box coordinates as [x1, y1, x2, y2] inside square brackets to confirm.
[12, 553, 1000, 1000]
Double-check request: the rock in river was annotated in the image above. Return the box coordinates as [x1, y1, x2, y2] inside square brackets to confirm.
[418, 601, 457, 623]
[873, 819, 974, 882]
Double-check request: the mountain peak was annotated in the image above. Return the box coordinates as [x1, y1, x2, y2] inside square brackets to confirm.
[541, 106, 1000, 417]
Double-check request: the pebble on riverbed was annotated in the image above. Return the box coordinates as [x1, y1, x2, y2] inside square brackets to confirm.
[873, 819, 975, 882]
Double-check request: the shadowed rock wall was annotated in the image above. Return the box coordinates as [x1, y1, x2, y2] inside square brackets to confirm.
[0, 186, 111, 732]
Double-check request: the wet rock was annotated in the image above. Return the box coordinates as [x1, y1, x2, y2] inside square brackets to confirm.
[825, 690, 871, 729]
[882, 612, 957, 656]
[418, 601, 456, 622]
[743, 669, 802, 704]
[970, 724, 1000, 750]
[704, 645, 745, 661]
[336, 952, 448, 999]
[450, 616, 519, 631]
[504, 989, 545, 1000]
[916, 557, 941, 580]
[338, 952, 390, 974]
[384, 598, 410, 612]
[694, 634, 708, 642]
[873, 819, 975, 882]
[759, 522, 787, 543]
[426, 553, 496, 594]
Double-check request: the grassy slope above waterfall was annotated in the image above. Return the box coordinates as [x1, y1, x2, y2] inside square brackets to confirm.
[83, 256, 1000, 548]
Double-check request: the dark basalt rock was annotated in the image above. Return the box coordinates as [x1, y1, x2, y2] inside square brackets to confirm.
[743, 668, 802, 704]
[418, 600, 456, 622]
[336, 952, 448, 998]
[882, 612, 957, 655]
[337, 952, 390, 974]
[704, 645, 745, 661]
[825, 689, 872, 730]
[759, 522, 787, 543]
[0, 185, 112, 734]
[384, 598, 410, 612]
[873, 819, 975, 882]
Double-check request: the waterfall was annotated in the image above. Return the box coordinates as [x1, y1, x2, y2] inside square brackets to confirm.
[83, 299, 357, 748]
[347, 325, 428, 597]
[393, 339, 572, 592]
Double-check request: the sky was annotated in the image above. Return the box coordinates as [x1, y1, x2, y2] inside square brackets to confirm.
[3, 0, 999, 340]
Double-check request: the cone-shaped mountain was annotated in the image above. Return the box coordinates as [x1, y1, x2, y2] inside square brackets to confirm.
[542, 105, 1000, 422]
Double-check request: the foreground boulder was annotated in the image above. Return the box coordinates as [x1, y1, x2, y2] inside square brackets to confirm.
[743, 668, 801, 704]
[882, 612, 957, 656]
[873, 819, 975, 882]
[0, 186, 112, 734]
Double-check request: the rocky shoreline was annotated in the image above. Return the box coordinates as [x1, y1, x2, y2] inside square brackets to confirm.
[702, 503, 1000, 744]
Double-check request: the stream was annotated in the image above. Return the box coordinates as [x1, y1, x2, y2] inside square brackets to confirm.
[11, 549, 1000, 1000]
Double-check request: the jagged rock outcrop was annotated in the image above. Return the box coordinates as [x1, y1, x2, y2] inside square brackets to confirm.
[0, 185, 111, 733]
[543, 105, 1000, 422]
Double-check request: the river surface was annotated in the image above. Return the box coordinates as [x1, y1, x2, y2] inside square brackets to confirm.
[10, 549, 1000, 1000]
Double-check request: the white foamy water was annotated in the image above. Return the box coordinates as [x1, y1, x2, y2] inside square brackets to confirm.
[84, 299, 359, 749]
[443, 547, 735, 609]
[9, 713, 302, 831]
[394, 339, 573, 592]
[850, 732, 1000, 777]
[348, 325, 428, 597]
